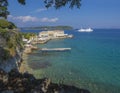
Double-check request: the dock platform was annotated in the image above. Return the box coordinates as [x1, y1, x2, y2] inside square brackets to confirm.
[40, 48, 71, 52]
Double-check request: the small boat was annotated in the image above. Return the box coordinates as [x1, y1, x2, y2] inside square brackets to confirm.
[67, 35, 73, 38]
[78, 28, 93, 32]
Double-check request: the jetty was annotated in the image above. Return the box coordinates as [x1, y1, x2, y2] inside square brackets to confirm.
[40, 48, 71, 52]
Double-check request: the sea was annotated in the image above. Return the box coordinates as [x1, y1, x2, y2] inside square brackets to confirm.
[21, 29, 120, 93]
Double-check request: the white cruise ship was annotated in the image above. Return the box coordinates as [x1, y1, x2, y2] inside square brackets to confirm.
[78, 28, 93, 32]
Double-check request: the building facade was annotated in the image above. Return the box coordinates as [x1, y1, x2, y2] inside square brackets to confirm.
[39, 30, 66, 38]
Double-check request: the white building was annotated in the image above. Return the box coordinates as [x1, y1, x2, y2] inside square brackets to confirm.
[23, 38, 28, 42]
[39, 30, 67, 39]
[39, 31, 49, 38]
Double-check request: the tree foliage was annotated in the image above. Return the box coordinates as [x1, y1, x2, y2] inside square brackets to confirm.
[44, 0, 81, 9]
[17, 0, 81, 8]
[0, 19, 9, 28]
[0, 0, 81, 18]
[22, 32, 36, 40]
[0, 19, 17, 29]
[0, 0, 9, 18]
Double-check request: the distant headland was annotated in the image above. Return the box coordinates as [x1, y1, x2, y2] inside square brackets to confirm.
[21, 26, 73, 30]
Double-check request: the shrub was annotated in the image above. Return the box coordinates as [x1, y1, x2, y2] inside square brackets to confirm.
[0, 19, 16, 29]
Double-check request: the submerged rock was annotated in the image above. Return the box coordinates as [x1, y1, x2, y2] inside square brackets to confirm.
[0, 69, 90, 93]
[29, 61, 52, 70]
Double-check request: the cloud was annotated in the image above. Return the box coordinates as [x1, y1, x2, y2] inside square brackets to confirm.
[15, 16, 38, 22]
[8, 15, 38, 22]
[31, 8, 47, 13]
[8, 15, 13, 18]
[8, 15, 59, 23]
[41, 17, 58, 22]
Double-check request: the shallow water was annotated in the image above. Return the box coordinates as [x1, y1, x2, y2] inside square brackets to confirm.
[25, 29, 120, 93]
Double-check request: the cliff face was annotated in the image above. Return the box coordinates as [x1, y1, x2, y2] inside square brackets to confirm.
[0, 47, 22, 73]
[0, 30, 23, 73]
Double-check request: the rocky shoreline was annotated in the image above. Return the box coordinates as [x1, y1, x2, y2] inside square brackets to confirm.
[0, 69, 90, 93]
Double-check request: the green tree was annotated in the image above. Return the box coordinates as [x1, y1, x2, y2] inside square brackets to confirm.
[0, 19, 16, 29]
[44, 0, 81, 9]
[8, 22, 17, 29]
[0, 0, 9, 18]
[0, 0, 81, 18]
[22, 32, 36, 40]
[0, 19, 10, 28]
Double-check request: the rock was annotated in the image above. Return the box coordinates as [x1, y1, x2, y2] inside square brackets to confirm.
[0, 69, 8, 83]
[44, 78, 51, 89]
[41, 86, 47, 93]
[0, 69, 91, 93]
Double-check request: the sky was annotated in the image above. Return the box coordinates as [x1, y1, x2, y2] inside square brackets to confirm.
[8, 0, 120, 28]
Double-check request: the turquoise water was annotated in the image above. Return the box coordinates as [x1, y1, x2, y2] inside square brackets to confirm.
[24, 29, 120, 93]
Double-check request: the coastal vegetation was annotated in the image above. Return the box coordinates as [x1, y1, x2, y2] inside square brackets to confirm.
[0, 19, 23, 60]
[22, 32, 36, 40]
[0, 19, 17, 32]
[0, 31, 23, 60]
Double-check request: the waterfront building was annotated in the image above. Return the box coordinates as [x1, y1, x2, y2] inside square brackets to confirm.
[39, 30, 70, 39]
